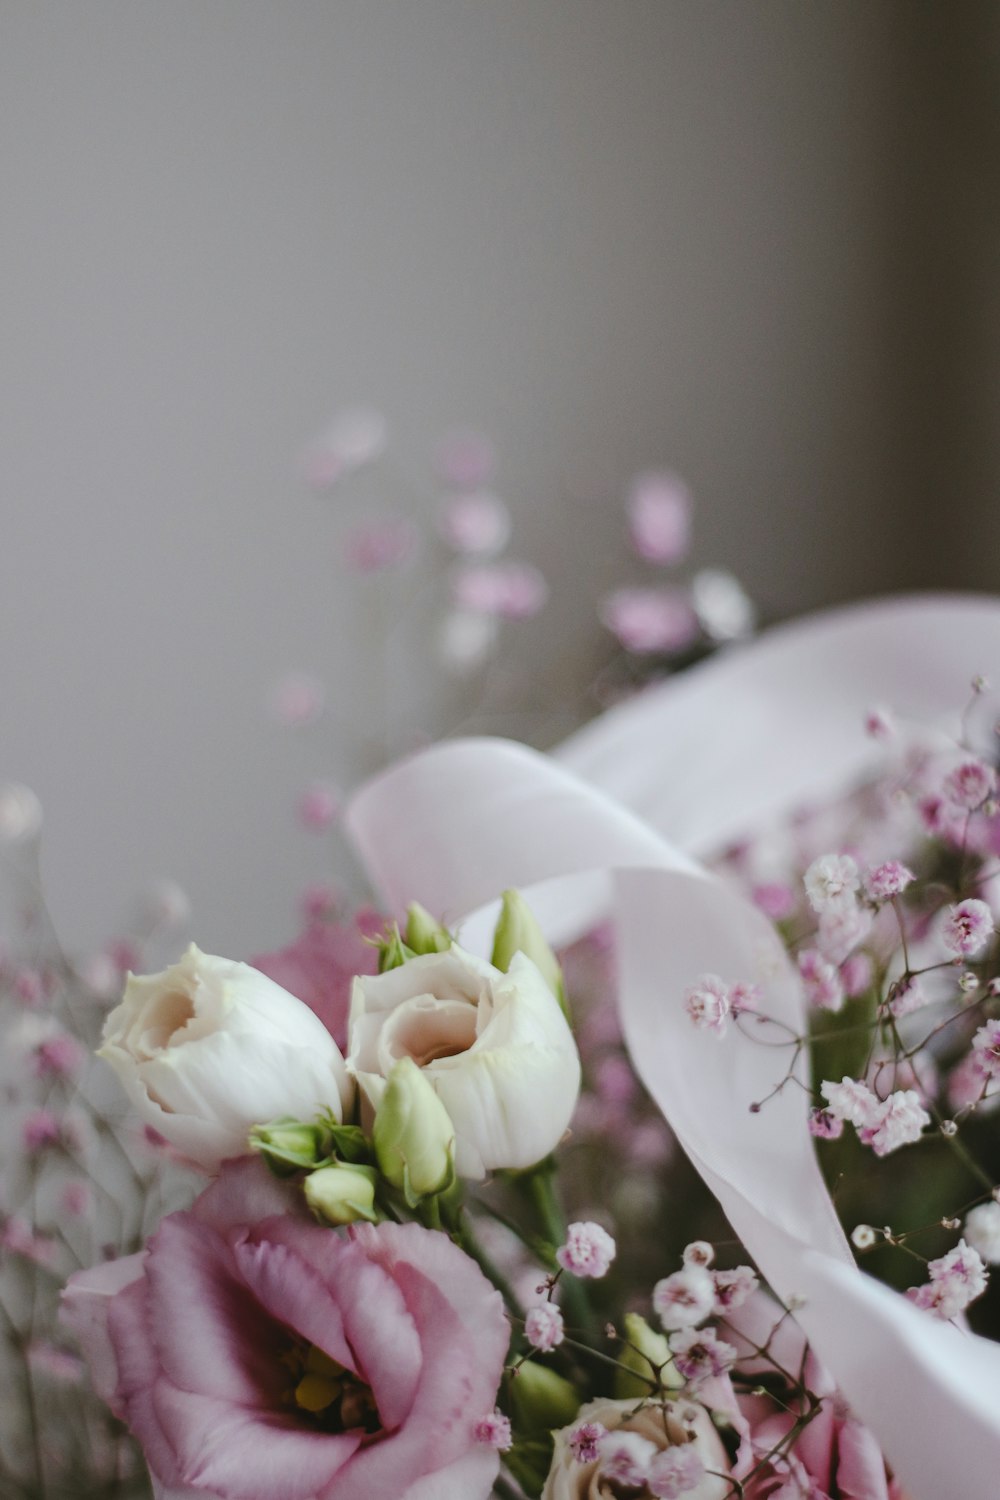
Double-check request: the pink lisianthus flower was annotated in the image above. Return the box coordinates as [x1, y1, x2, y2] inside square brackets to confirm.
[252, 909, 383, 1051]
[726, 1293, 910, 1500]
[62, 1159, 509, 1500]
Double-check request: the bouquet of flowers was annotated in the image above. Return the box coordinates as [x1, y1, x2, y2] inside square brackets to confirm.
[45, 595, 1000, 1500]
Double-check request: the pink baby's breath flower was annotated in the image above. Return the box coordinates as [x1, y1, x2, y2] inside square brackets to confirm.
[798, 949, 844, 1012]
[866, 860, 915, 901]
[438, 491, 511, 557]
[804, 853, 860, 914]
[972, 1020, 1000, 1078]
[808, 1107, 844, 1140]
[525, 1301, 565, 1352]
[268, 672, 325, 727]
[728, 981, 760, 1017]
[60, 1181, 92, 1218]
[474, 1409, 513, 1451]
[34, 1031, 84, 1080]
[297, 780, 341, 832]
[568, 1420, 607, 1464]
[454, 561, 548, 619]
[668, 1326, 737, 1384]
[435, 429, 496, 490]
[942, 898, 994, 957]
[652, 1266, 716, 1330]
[21, 1109, 63, 1153]
[817, 904, 872, 965]
[928, 1239, 989, 1303]
[821, 1077, 881, 1129]
[648, 1445, 706, 1498]
[556, 1221, 616, 1279]
[625, 471, 692, 565]
[712, 1265, 759, 1313]
[841, 952, 874, 998]
[944, 758, 997, 811]
[0, 1217, 55, 1266]
[299, 881, 341, 924]
[859, 1090, 930, 1156]
[684, 975, 730, 1033]
[682, 1241, 715, 1268]
[752, 882, 796, 921]
[864, 705, 895, 740]
[344, 517, 416, 574]
[599, 587, 699, 655]
[908, 1279, 968, 1320]
[13, 967, 46, 1007]
[598, 1430, 657, 1488]
[888, 974, 928, 1018]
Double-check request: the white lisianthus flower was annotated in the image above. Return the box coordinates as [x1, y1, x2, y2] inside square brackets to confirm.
[543, 1396, 730, 1500]
[348, 946, 581, 1179]
[99, 945, 353, 1171]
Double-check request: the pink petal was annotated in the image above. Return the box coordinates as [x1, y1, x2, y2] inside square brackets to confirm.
[60, 1254, 145, 1407]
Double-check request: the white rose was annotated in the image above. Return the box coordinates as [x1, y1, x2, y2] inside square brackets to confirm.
[99, 944, 352, 1170]
[543, 1396, 731, 1500]
[348, 946, 580, 1179]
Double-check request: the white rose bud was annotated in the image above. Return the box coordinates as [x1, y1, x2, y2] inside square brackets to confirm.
[543, 1396, 730, 1500]
[303, 1163, 378, 1225]
[99, 944, 353, 1171]
[348, 945, 581, 1179]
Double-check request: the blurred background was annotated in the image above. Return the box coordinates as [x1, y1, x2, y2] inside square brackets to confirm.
[1, 1, 998, 958]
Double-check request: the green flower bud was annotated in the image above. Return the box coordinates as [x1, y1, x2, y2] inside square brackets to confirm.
[303, 1163, 378, 1225]
[249, 1117, 329, 1176]
[376, 923, 417, 973]
[373, 1057, 455, 1204]
[491, 889, 567, 1016]
[614, 1312, 679, 1399]
[404, 903, 454, 956]
[508, 1359, 580, 1435]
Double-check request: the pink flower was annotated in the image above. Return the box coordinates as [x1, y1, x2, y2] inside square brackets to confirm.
[453, 561, 548, 619]
[599, 587, 698, 655]
[434, 429, 496, 490]
[798, 949, 844, 1012]
[712, 1265, 759, 1313]
[859, 1090, 930, 1157]
[652, 1266, 716, 1330]
[625, 471, 692, 565]
[525, 1302, 565, 1352]
[668, 1326, 736, 1384]
[567, 1420, 606, 1464]
[34, 1031, 85, 1080]
[821, 1077, 881, 1129]
[943, 758, 997, 812]
[808, 1107, 844, 1140]
[804, 853, 860, 913]
[252, 909, 382, 1051]
[62, 1159, 509, 1500]
[865, 861, 915, 902]
[438, 492, 511, 557]
[344, 518, 416, 574]
[817, 904, 872, 965]
[598, 1430, 656, 1488]
[751, 883, 796, 922]
[22, 1109, 64, 1153]
[684, 974, 730, 1033]
[473, 1410, 512, 1451]
[941, 898, 994, 957]
[864, 705, 895, 741]
[296, 781, 341, 833]
[972, 1020, 1000, 1078]
[556, 1221, 616, 1279]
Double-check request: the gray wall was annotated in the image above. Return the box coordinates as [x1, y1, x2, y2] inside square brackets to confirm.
[0, 3, 995, 958]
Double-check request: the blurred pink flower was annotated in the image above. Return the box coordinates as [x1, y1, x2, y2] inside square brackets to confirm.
[302, 405, 388, 489]
[297, 780, 341, 832]
[438, 491, 511, 557]
[434, 429, 496, 490]
[344, 518, 417, 574]
[62, 1159, 509, 1500]
[599, 588, 698, 655]
[252, 909, 382, 1050]
[626, 471, 692, 565]
[453, 561, 548, 619]
[268, 672, 326, 728]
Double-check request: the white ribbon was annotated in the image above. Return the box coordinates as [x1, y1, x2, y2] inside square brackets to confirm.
[346, 595, 1000, 1500]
